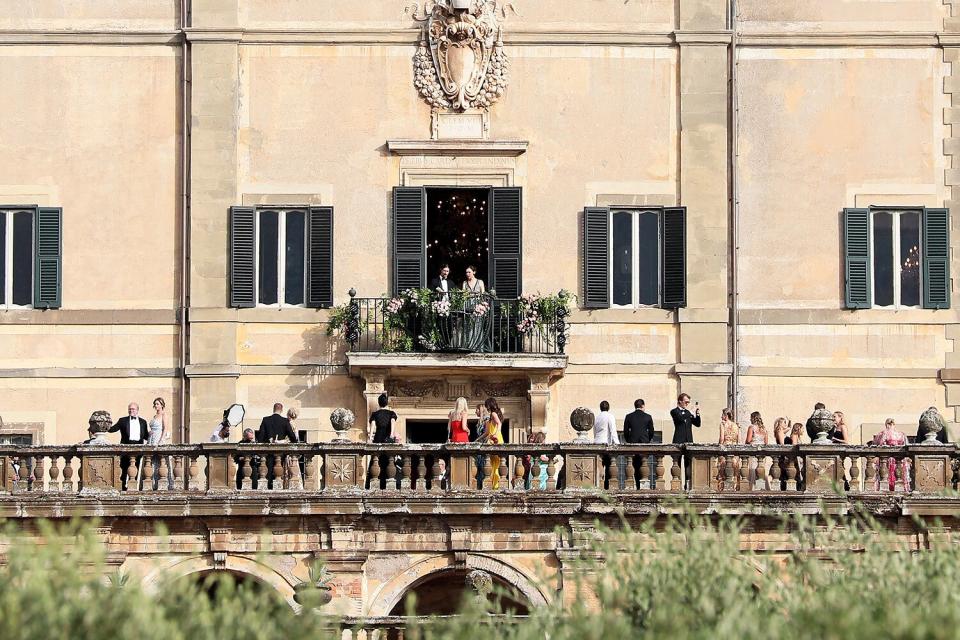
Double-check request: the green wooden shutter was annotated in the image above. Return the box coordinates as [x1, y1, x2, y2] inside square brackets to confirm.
[923, 207, 951, 309]
[34, 206, 62, 309]
[307, 206, 333, 308]
[582, 207, 610, 308]
[229, 206, 256, 308]
[489, 187, 522, 299]
[661, 206, 687, 309]
[392, 187, 426, 294]
[843, 208, 871, 309]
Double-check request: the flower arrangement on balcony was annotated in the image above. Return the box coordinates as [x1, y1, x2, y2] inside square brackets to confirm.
[328, 288, 572, 355]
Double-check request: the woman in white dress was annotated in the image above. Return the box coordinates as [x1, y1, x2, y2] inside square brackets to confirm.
[148, 397, 172, 489]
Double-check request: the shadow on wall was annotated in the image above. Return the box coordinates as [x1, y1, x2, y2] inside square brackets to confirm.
[284, 325, 364, 436]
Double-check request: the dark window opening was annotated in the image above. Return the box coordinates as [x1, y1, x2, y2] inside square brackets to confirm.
[426, 187, 489, 288]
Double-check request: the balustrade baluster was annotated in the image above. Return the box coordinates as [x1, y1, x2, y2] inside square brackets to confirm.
[369, 455, 381, 490]
[140, 455, 153, 492]
[401, 455, 412, 492]
[513, 456, 525, 490]
[414, 456, 427, 492]
[47, 455, 61, 493]
[430, 456, 441, 492]
[288, 454, 304, 491]
[531, 456, 542, 490]
[653, 455, 665, 491]
[62, 455, 75, 493]
[32, 456, 43, 492]
[188, 455, 200, 491]
[670, 455, 682, 492]
[608, 455, 619, 490]
[386, 455, 398, 491]
[848, 456, 860, 492]
[546, 456, 558, 491]
[173, 455, 184, 491]
[786, 457, 798, 492]
[879, 457, 890, 492]
[499, 456, 509, 492]
[273, 454, 285, 490]
[710, 455, 719, 492]
[739, 456, 750, 493]
[303, 454, 318, 491]
[158, 454, 169, 491]
[864, 457, 877, 492]
[753, 456, 765, 491]
[894, 457, 904, 494]
[238, 456, 252, 490]
[481, 456, 493, 490]
[257, 455, 269, 491]
[125, 456, 139, 492]
[723, 456, 736, 492]
[769, 456, 781, 492]
[638, 455, 650, 490]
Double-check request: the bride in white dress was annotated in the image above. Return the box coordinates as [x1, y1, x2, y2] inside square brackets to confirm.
[148, 397, 173, 489]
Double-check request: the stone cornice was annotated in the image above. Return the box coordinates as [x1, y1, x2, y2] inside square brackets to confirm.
[347, 351, 565, 376]
[386, 139, 528, 157]
[0, 30, 181, 45]
[0, 28, 949, 49]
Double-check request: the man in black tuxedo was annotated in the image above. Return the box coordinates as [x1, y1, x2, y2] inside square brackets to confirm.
[109, 402, 149, 490]
[257, 402, 298, 489]
[428, 264, 452, 299]
[257, 402, 298, 443]
[624, 398, 655, 443]
[670, 393, 701, 489]
[624, 398, 656, 489]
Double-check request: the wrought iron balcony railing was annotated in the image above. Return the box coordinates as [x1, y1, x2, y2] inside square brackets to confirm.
[0, 442, 955, 497]
[338, 289, 569, 355]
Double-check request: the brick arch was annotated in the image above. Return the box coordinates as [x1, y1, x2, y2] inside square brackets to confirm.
[138, 554, 298, 606]
[366, 553, 550, 617]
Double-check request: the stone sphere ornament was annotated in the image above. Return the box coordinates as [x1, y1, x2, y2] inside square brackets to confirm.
[919, 407, 947, 445]
[570, 407, 595, 442]
[85, 410, 112, 446]
[808, 408, 836, 445]
[330, 408, 356, 442]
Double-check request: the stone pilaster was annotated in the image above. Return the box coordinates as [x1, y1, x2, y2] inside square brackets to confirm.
[942, 3, 960, 422]
[675, 0, 732, 434]
[527, 374, 550, 437]
[185, 0, 242, 437]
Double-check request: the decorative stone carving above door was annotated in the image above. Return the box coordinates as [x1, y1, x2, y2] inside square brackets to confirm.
[409, 0, 511, 113]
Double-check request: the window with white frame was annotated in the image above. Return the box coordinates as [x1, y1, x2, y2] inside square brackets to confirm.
[610, 209, 660, 307]
[0, 208, 34, 309]
[871, 209, 921, 308]
[256, 208, 307, 307]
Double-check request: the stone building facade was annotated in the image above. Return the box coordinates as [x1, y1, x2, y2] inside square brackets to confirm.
[0, 0, 958, 448]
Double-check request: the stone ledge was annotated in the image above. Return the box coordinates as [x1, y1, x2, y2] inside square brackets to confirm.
[347, 352, 566, 376]
[0, 492, 937, 520]
[387, 140, 529, 157]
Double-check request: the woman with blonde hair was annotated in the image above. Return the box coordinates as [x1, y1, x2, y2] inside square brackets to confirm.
[773, 417, 790, 445]
[448, 397, 470, 443]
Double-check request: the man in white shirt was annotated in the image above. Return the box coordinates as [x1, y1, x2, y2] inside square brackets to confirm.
[108, 402, 149, 491]
[594, 400, 620, 445]
[594, 400, 622, 489]
[210, 422, 230, 443]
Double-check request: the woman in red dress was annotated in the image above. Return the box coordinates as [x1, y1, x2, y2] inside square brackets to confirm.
[448, 397, 470, 443]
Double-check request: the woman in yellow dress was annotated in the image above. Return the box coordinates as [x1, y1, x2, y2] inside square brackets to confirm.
[484, 397, 504, 489]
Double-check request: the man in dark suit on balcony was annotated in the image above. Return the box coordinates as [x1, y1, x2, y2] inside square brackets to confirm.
[670, 393, 701, 489]
[257, 402, 298, 489]
[109, 402, 149, 491]
[428, 264, 452, 300]
[624, 399, 655, 488]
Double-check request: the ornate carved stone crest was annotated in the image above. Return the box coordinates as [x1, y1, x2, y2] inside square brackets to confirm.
[409, 0, 511, 111]
[387, 378, 445, 398]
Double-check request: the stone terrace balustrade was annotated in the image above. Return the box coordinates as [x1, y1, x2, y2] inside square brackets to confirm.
[0, 443, 955, 498]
